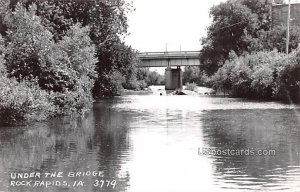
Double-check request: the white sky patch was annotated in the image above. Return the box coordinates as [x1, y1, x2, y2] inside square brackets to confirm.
[125, 0, 227, 52]
[125, 0, 300, 52]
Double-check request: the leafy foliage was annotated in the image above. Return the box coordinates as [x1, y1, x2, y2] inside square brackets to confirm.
[0, 35, 6, 74]
[0, 77, 55, 124]
[93, 70, 126, 97]
[200, 0, 257, 75]
[199, 0, 299, 102]
[0, 0, 138, 124]
[0, 2, 101, 124]
[211, 49, 300, 102]
[5, 3, 54, 81]
[184, 82, 198, 91]
[240, 0, 284, 31]
[137, 68, 164, 85]
[275, 52, 300, 102]
[93, 41, 139, 97]
[22, 0, 137, 97]
[183, 66, 210, 86]
[246, 25, 300, 53]
[200, 0, 287, 75]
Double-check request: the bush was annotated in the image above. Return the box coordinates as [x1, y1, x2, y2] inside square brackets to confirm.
[93, 70, 126, 97]
[122, 76, 140, 90]
[183, 66, 209, 86]
[4, 4, 97, 114]
[0, 1, 139, 123]
[0, 77, 55, 124]
[185, 82, 198, 91]
[210, 49, 300, 102]
[136, 68, 164, 86]
[275, 52, 300, 102]
[137, 80, 148, 90]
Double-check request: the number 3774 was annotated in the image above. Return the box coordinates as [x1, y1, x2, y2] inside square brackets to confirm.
[93, 179, 116, 189]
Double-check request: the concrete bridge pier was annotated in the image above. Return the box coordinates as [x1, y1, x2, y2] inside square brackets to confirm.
[137, 51, 200, 90]
[165, 66, 183, 90]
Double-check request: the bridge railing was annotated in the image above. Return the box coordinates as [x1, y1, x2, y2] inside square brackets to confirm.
[137, 51, 200, 60]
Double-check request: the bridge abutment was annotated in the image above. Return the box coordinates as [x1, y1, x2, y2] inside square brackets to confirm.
[137, 51, 200, 90]
[165, 66, 183, 90]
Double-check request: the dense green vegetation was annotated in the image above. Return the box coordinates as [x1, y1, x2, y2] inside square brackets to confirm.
[136, 68, 164, 88]
[200, 0, 288, 75]
[0, 0, 166, 124]
[210, 50, 300, 102]
[0, 0, 145, 124]
[183, 66, 209, 86]
[184, 82, 198, 91]
[191, 0, 300, 102]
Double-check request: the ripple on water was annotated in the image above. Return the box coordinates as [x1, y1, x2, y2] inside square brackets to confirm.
[0, 92, 300, 192]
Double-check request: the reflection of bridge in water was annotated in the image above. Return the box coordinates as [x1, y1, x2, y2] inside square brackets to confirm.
[137, 51, 201, 90]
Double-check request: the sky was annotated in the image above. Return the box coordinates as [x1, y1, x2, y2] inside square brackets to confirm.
[125, 0, 299, 53]
[125, 0, 227, 52]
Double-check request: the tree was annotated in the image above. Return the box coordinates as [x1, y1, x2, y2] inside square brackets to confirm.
[23, 0, 131, 42]
[200, 0, 285, 76]
[0, 0, 137, 123]
[246, 25, 300, 53]
[136, 68, 164, 86]
[58, 23, 98, 89]
[4, 3, 98, 112]
[200, 0, 258, 75]
[241, 0, 284, 31]
[93, 40, 139, 97]
[210, 49, 300, 100]
[5, 3, 54, 82]
[147, 71, 164, 85]
[4, 0, 136, 97]
[183, 66, 202, 85]
[0, 32, 55, 124]
[276, 51, 300, 102]
[0, 0, 10, 36]
[25, 0, 136, 97]
[0, 35, 6, 74]
[55, 23, 98, 110]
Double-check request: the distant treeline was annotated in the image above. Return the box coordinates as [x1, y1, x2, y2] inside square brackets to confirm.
[183, 0, 300, 102]
[0, 0, 161, 124]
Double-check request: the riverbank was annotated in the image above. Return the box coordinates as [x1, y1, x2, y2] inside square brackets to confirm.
[208, 50, 300, 103]
[122, 85, 217, 96]
[167, 86, 216, 96]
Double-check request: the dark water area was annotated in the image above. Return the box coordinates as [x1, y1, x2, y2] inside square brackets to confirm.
[0, 89, 300, 192]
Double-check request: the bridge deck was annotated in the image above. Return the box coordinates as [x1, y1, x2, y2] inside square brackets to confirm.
[138, 51, 200, 60]
[137, 51, 201, 67]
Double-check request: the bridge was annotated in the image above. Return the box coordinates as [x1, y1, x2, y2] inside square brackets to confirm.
[137, 51, 201, 90]
[137, 51, 200, 67]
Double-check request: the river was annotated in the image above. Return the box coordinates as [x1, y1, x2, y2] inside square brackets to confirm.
[0, 86, 300, 192]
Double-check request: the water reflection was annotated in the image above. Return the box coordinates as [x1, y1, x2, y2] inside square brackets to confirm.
[200, 109, 300, 191]
[0, 102, 131, 192]
[0, 93, 300, 191]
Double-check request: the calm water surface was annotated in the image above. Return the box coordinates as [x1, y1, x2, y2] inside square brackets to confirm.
[0, 87, 300, 192]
